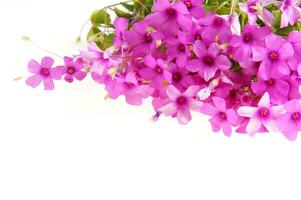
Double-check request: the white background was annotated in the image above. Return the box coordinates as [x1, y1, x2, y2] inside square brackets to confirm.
[1, 0, 301, 200]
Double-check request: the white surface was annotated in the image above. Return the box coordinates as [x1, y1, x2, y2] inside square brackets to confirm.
[0, 1, 301, 200]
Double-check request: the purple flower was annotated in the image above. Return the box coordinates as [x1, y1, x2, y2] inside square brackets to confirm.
[181, 0, 205, 19]
[25, 57, 64, 90]
[124, 21, 161, 56]
[279, 0, 301, 28]
[230, 25, 270, 62]
[186, 40, 231, 81]
[105, 72, 154, 106]
[251, 77, 290, 104]
[276, 100, 301, 141]
[139, 55, 172, 89]
[252, 34, 294, 80]
[237, 93, 286, 136]
[201, 97, 239, 136]
[145, 0, 192, 36]
[199, 14, 232, 43]
[239, 0, 275, 26]
[159, 85, 203, 124]
[60, 57, 87, 83]
[113, 18, 129, 47]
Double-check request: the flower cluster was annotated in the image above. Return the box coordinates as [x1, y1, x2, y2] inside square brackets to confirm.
[24, 0, 301, 141]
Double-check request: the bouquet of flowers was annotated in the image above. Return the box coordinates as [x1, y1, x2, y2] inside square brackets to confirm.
[22, 0, 301, 141]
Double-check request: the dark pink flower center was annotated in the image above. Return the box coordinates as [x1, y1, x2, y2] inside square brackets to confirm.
[213, 17, 223, 26]
[67, 67, 76, 74]
[40, 68, 50, 77]
[258, 108, 270, 118]
[172, 72, 182, 83]
[176, 96, 187, 105]
[195, 33, 202, 41]
[243, 33, 253, 43]
[145, 33, 153, 43]
[155, 66, 163, 74]
[184, 0, 192, 9]
[125, 82, 135, 89]
[166, 8, 176, 16]
[269, 51, 279, 61]
[266, 79, 275, 86]
[242, 95, 250, 103]
[291, 112, 300, 121]
[219, 112, 227, 120]
[248, 4, 257, 13]
[179, 44, 186, 52]
[203, 55, 214, 66]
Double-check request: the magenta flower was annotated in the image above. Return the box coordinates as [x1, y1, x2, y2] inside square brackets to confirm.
[199, 14, 232, 43]
[159, 85, 203, 124]
[237, 93, 286, 136]
[252, 34, 294, 80]
[105, 72, 154, 106]
[239, 0, 275, 26]
[145, 0, 192, 36]
[230, 25, 270, 62]
[276, 100, 301, 141]
[60, 57, 86, 83]
[124, 21, 160, 56]
[251, 77, 289, 104]
[186, 40, 231, 81]
[113, 18, 129, 47]
[166, 31, 190, 67]
[26, 57, 64, 90]
[181, 0, 205, 19]
[139, 55, 172, 89]
[201, 97, 239, 136]
[279, 0, 301, 28]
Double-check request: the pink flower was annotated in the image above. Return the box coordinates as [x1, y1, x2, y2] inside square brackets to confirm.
[159, 85, 203, 124]
[237, 93, 286, 136]
[25, 57, 64, 90]
[239, 0, 275, 26]
[251, 77, 289, 104]
[59, 57, 87, 83]
[252, 34, 294, 80]
[199, 14, 232, 43]
[230, 25, 270, 62]
[124, 21, 161, 56]
[201, 97, 239, 136]
[105, 72, 154, 106]
[145, 0, 192, 36]
[276, 100, 301, 141]
[139, 55, 172, 89]
[186, 40, 231, 81]
[279, 0, 301, 28]
[181, 0, 205, 19]
[113, 18, 129, 47]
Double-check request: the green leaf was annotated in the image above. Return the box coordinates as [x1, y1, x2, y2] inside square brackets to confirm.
[90, 9, 111, 26]
[121, 2, 135, 12]
[113, 8, 134, 18]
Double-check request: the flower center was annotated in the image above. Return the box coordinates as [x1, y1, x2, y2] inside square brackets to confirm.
[269, 51, 279, 61]
[40, 68, 50, 77]
[203, 55, 214, 66]
[176, 96, 187, 105]
[291, 112, 300, 121]
[125, 82, 135, 89]
[219, 112, 227, 120]
[179, 44, 186, 52]
[166, 8, 176, 16]
[213, 17, 223, 26]
[172, 72, 182, 83]
[184, 0, 192, 9]
[195, 33, 202, 41]
[266, 78, 274, 85]
[243, 33, 252, 43]
[145, 33, 153, 43]
[248, 4, 257, 13]
[67, 67, 75, 74]
[258, 108, 270, 118]
[155, 66, 163, 74]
